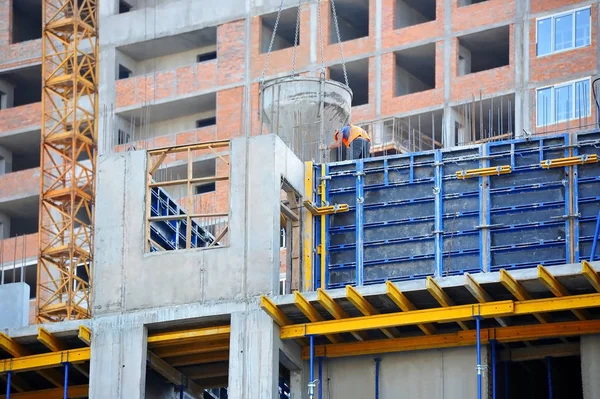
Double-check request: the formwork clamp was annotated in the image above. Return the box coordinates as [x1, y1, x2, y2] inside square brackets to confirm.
[456, 165, 512, 180]
[303, 200, 350, 216]
[540, 154, 599, 169]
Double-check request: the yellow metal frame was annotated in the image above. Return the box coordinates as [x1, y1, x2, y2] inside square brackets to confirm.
[386, 281, 436, 335]
[456, 165, 511, 179]
[294, 292, 342, 343]
[346, 286, 397, 338]
[538, 265, 588, 320]
[37, 0, 99, 323]
[540, 154, 598, 169]
[147, 326, 231, 347]
[0, 348, 90, 373]
[303, 162, 314, 291]
[303, 201, 350, 216]
[426, 277, 469, 331]
[10, 385, 89, 399]
[464, 273, 508, 327]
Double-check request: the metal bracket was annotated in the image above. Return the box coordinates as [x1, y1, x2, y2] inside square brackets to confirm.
[550, 213, 581, 220]
[474, 224, 504, 229]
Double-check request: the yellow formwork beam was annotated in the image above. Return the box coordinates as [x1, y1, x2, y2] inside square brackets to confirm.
[151, 340, 230, 358]
[167, 350, 230, 367]
[147, 326, 231, 347]
[302, 319, 600, 359]
[426, 277, 469, 331]
[303, 201, 350, 216]
[294, 292, 342, 343]
[0, 348, 90, 373]
[346, 286, 397, 339]
[317, 289, 367, 341]
[386, 281, 436, 335]
[464, 273, 508, 327]
[540, 154, 598, 169]
[260, 296, 291, 327]
[456, 165, 511, 180]
[279, 293, 600, 339]
[37, 328, 67, 352]
[500, 269, 549, 324]
[582, 260, 600, 292]
[10, 385, 89, 399]
[537, 265, 589, 320]
[303, 161, 314, 291]
[78, 325, 92, 346]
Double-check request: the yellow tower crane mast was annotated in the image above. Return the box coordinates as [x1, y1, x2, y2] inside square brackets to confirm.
[36, 0, 98, 322]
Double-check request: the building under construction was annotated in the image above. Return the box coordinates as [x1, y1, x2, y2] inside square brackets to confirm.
[1, 0, 600, 398]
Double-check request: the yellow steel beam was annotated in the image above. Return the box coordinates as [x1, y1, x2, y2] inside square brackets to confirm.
[280, 293, 600, 339]
[179, 363, 229, 379]
[294, 292, 342, 343]
[540, 154, 598, 169]
[0, 333, 64, 386]
[303, 201, 350, 216]
[426, 277, 469, 330]
[147, 326, 231, 348]
[317, 289, 367, 341]
[582, 260, 600, 292]
[456, 165, 511, 179]
[346, 286, 397, 338]
[78, 325, 92, 346]
[538, 265, 589, 320]
[464, 273, 508, 328]
[147, 351, 204, 399]
[151, 339, 230, 358]
[37, 328, 67, 352]
[167, 350, 230, 367]
[303, 319, 600, 359]
[0, 348, 90, 373]
[10, 385, 89, 399]
[260, 296, 291, 327]
[303, 161, 314, 291]
[500, 269, 549, 324]
[386, 281, 436, 335]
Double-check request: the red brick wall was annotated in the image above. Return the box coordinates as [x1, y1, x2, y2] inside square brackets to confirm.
[382, 0, 444, 50]
[530, 0, 588, 14]
[217, 20, 246, 85]
[0, 102, 40, 134]
[0, 233, 38, 264]
[452, 0, 515, 32]
[0, 167, 39, 200]
[217, 87, 245, 139]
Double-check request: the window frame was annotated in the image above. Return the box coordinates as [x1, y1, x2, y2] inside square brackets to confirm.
[535, 77, 591, 128]
[535, 6, 591, 57]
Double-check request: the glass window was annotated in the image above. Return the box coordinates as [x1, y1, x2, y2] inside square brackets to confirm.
[575, 8, 591, 48]
[554, 85, 572, 122]
[554, 14, 574, 52]
[537, 87, 553, 126]
[575, 79, 590, 118]
[537, 18, 552, 56]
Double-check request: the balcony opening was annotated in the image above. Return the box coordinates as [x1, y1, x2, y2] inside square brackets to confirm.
[196, 117, 216, 128]
[330, 58, 369, 106]
[11, 0, 42, 43]
[395, 0, 436, 30]
[457, 26, 509, 76]
[119, 0, 132, 13]
[261, 7, 299, 53]
[0, 65, 42, 107]
[118, 27, 217, 75]
[395, 43, 436, 96]
[330, 0, 369, 43]
[118, 64, 133, 80]
[451, 93, 515, 146]
[458, 0, 488, 6]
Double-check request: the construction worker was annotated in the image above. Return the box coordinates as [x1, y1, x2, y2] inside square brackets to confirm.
[328, 124, 371, 161]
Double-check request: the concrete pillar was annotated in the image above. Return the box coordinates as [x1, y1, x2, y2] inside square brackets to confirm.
[581, 335, 600, 398]
[0, 145, 13, 175]
[89, 316, 148, 399]
[99, 0, 119, 18]
[97, 48, 117, 155]
[0, 79, 15, 109]
[0, 212, 10, 239]
[228, 310, 279, 399]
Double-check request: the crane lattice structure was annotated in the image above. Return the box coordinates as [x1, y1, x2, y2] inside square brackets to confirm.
[37, 0, 98, 322]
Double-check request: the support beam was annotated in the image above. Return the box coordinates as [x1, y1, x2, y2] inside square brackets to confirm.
[426, 277, 469, 330]
[538, 265, 589, 320]
[582, 260, 600, 292]
[195, 376, 229, 390]
[179, 363, 229, 379]
[302, 320, 600, 359]
[151, 340, 230, 358]
[147, 351, 205, 399]
[346, 286, 397, 338]
[294, 292, 342, 343]
[147, 326, 231, 347]
[464, 273, 508, 327]
[279, 293, 600, 339]
[317, 288, 367, 341]
[78, 326, 92, 346]
[260, 296, 291, 327]
[0, 348, 90, 373]
[10, 384, 89, 399]
[386, 281, 436, 335]
[0, 332, 66, 386]
[37, 328, 90, 378]
[166, 350, 230, 367]
[500, 269, 549, 324]
[498, 342, 580, 362]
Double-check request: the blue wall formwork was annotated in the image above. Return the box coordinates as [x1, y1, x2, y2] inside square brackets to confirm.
[312, 131, 600, 289]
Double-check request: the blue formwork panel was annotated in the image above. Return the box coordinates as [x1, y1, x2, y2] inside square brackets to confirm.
[576, 131, 600, 261]
[316, 131, 600, 289]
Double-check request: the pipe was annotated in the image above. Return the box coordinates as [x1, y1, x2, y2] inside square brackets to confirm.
[179, 385, 184, 399]
[476, 316, 482, 399]
[591, 210, 600, 261]
[318, 357, 323, 399]
[309, 335, 315, 399]
[6, 371, 11, 399]
[491, 339, 497, 399]
[504, 361, 509, 399]
[375, 358, 381, 399]
[63, 362, 69, 399]
[547, 356, 553, 399]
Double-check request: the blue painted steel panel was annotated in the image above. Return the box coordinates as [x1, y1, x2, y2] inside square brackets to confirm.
[576, 131, 600, 261]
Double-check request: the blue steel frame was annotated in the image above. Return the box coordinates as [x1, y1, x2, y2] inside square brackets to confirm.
[314, 131, 600, 289]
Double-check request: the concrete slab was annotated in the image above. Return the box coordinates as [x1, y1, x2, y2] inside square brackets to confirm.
[0, 282, 29, 330]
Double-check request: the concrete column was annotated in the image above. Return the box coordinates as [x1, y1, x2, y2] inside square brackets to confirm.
[514, 0, 531, 137]
[0, 78, 15, 109]
[581, 335, 600, 398]
[0, 212, 10, 239]
[97, 48, 117, 155]
[228, 310, 279, 399]
[98, 0, 119, 18]
[0, 145, 13, 175]
[89, 316, 148, 399]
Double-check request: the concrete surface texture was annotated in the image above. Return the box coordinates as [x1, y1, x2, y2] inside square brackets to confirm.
[0, 282, 29, 329]
[581, 335, 600, 398]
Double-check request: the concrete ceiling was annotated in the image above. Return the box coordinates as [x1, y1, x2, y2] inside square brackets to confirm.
[117, 92, 216, 125]
[262, 7, 298, 45]
[459, 25, 510, 54]
[0, 130, 41, 154]
[395, 43, 436, 86]
[402, 0, 436, 20]
[0, 195, 38, 219]
[119, 27, 217, 61]
[0, 64, 42, 86]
